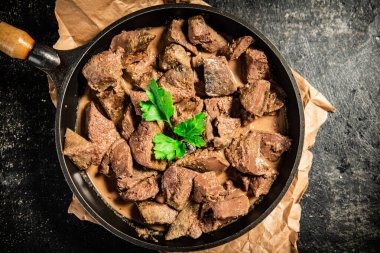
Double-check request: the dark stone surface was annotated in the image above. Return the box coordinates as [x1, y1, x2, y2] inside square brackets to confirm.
[0, 0, 379, 252]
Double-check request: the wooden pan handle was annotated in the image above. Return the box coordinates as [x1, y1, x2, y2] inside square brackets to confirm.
[0, 21, 35, 59]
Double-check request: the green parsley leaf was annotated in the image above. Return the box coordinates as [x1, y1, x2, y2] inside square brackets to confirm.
[174, 112, 206, 147]
[140, 101, 165, 122]
[183, 135, 206, 148]
[152, 133, 186, 161]
[140, 79, 174, 128]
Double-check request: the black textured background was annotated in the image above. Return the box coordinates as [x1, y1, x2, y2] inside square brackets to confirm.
[0, 0, 379, 252]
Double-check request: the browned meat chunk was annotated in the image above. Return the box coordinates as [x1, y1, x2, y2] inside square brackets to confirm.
[159, 44, 191, 70]
[110, 29, 155, 52]
[158, 65, 195, 103]
[174, 148, 230, 173]
[200, 217, 229, 233]
[227, 36, 255, 60]
[204, 96, 241, 120]
[203, 56, 237, 96]
[125, 50, 162, 90]
[117, 169, 157, 191]
[120, 105, 136, 140]
[110, 29, 155, 56]
[129, 90, 148, 116]
[240, 80, 271, 117]
[245, 48, 270, 83]
[99, 139, 133, 178]
[191, 54, 219, 68]
[135, 226, 150, 240]
[203, 194, 249, 220]
[265, 91, 285, 113]
[188, 15, 228, 53]
[260, 132, 292, 161]
[227, 169, 250, 192]
[225, 131, 268, 176]
[96, 82, 126, 123]
[250, 169, 278, 198]
[166, 19, 198, 55]
[165, 203, 202, 240]
[86, 102, 120, 164]
[193, 172, 224, 203]
[204, 97, 232, 120]
[120, 175, 159, 201]
[161, 166, 197, 210]
[212, 115, 243, 149]
[202, 113, 214, 143]
[82, 50, 123, 92]
[63, 129, 99, 170]
[137, 201, 178, 225]
[129, 121, 167, 171]
[172, 97, 204, 126]
[214, 116, 241, 137]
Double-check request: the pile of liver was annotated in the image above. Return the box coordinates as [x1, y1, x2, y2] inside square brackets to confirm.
[63, 15, 292, 241]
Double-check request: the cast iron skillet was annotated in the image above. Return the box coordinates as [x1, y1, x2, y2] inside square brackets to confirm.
[0, 4, 304, 251]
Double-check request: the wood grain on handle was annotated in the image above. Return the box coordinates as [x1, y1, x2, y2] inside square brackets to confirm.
[0, 21, 35, 59]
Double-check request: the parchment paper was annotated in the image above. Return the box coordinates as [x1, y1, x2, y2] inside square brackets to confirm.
[51, 1, 335, 252]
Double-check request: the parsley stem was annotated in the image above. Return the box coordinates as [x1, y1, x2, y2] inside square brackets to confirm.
[167, 120, 173, 129]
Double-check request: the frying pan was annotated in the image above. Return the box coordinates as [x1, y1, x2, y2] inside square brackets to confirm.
[0, 3, 304, 251]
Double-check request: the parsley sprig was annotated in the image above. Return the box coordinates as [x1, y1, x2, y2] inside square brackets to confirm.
[140, 79, 174, 129]
[140, 79, 206, 161]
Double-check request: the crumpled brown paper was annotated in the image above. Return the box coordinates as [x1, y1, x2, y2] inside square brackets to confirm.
[51, 0, 335, 252]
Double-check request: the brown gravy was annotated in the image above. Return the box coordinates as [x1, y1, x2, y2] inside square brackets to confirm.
[75, 26, 285, 229]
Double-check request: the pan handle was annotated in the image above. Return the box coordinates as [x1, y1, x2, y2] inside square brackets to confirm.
[0, 21, 60, 71]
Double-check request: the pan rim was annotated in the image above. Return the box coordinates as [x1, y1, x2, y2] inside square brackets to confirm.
[55, 3, 305, 251]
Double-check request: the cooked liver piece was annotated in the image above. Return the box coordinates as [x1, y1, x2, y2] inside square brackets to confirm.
[117, 169, 157, 191]
[204, 96, 241, 120]
[82, 50, 124, 92]
[161, 166, 197, 210]
[120, 105, 136, 140]
[214, 116, 241, 137]
[187, 15, 228, 53]
[250, 169, 278, 198]
[202, 112, 214, 143]
[137, 201, 178, 225]
[193, 172, 224, 203]
[240, 80, 271, 117]
[191, 54, 219, 68]
[159, 43, 191, 70]
[166, 19, 198, 55]
[204, 96, 233, 120]
[120, 175, 159, 201]
[225, 131, 268, 176]
[227, 36, 255, 60]
[200, 216, 230, 233]
[165, 203, 202, 240]
[129, 121, 167, 171]
[228, 169, 251, 192]
[174, 148, 230, 173]
[110, 29, 155, 55]
[96, 82, 126, 123]
[205, 194, 250, 220]
[265, 91, 285, 113]
[99, 139, 133, 178]
[125, 50, 162, 90]
[63, 129, 99, 170]
[158, 65, 195, 103]
[245, 48, 270, 83]
[172, 97, 204, 126]
[203, 56, 237, 96]
[129, 90, 148, 116]
[260, 132, 292, 161]
[86, 102, 120, 164]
